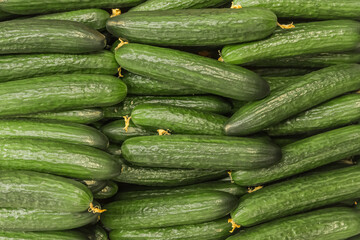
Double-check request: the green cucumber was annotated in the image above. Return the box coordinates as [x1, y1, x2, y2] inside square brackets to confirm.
[101, 191, 237, 229]
[272, 136, 304, 147]
[93, 225, 109, 240]
[81, 180, 108, 194]
[225, 64, 360, 135]
[233, 0, 360, 20]
[109, 217, 232, 240]
[222, 20, 360, 65]
[107, 8, 277, 46]
[264, 75, 302, 91]
[0, 119, 109, 149]
[0, 74, 127, 117]
[131, 103, 228, 135]
[0, 138, 120, 180]
[267, 93, 360, 136]
[116, 43, 269, 101]
[0, 51, 118, 82]
[130, 0, 230, 11]
[230, 165, 360, 227]
[121, 135, 281, 170]
[0, 19, 106, 54]
[107, 144, 122, 156]
[0, 170, 92, 212]
[349, 234, 360, 240]
[228, 207, 360, 240]
[94, 181, 119, 199]
[0, 9, 16, 21]
[232, 124, 360, 186]
[252, 67, 314, 77]
[0, 230, 88, 240]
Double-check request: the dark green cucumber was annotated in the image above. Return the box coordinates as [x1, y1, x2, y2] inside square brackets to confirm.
[32, 9, 110, 30]
[0, 119, 109, 149]
[222, 20, 360, 65]
[233, 0, 360, 20]
[0, 230, 88, 240]
[230, 165, 360, 227]
[81, 180, 108, 194]
[116, 43, 269, 101]
[232, 125, 360, 186]
[0, 9, 16, 21]
[131, 103, 228, 135]
[109, 217, 232, 240]
[107, 144, 122, 156]
[93, 225, 109, 240]
[0, 170, 92, 212]
[252, 67, 314, 77]
[267, 93, 360, 136]
[0, 74, 127, 117]
[0, 51, 118, 82]
[228, 207, 360, 240]
[130, 0, 230, 11]
[0, 138, 120, 180]
[272, 136, 304, 147]
[225, 64, 360, 135]
[0, 19, 106, 54]
[107, 8, 277, 46]
[94, 181, 119, 199]
[264, 75, 302, 91]
[121, 135, 281, 170]
[101, 191, 237, 229]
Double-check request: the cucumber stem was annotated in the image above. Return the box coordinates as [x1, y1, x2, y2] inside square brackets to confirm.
[111, 9, 121, 18]
[228, 218, 241, 233]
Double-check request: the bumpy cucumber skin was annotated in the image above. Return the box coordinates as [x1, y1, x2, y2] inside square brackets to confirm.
[252, 67, 314, 77]
[232, 125, 360, 186]
[101, 191, 238, 229]
[131, 103, 228, 135]
[0, 74, 127, 117]
[225, 64, 360, 135]
[0, 230, 88, 240]
[264, 76, 302, 91]
[121, 135, 281, 170]
[234, 0, 360, 20]
[107, 8, 277, 46]
[94, 181, 119, 199]
[231, 165, 360, 227]
[267, 94, 360, 135]
[0, 51, 118, 82]
[130, 0, 229, 11]
[0, 19, 106, 54]
[228, 207, 360, 240]
[110, 217, 232, 240]
[222, 20, 360, 65]
[116, 43, 269, 101]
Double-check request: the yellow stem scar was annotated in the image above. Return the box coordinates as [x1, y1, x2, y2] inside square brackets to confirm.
[88, 202, 107, 214]
[157, 129, 171, 135]
[118, 67, 124, 77]
[277, 22, 295, 29]
[110, 9, 121, 18]
[115, 38, 129, 51]
[228, 218, 241, 233]
[248, 186, 263, 193]
[228, 171, 234, 183]
[355, 201, 358, 205]
[231, 2, 242, 8]
[123, 115, 131, 132]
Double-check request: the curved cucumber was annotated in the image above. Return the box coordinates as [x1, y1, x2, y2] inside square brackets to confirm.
[107, 144, 122, 156]
[101, 191, 237, 229]
[131, 103, 228, 135]
[81, 180, 108, 194]
[0, 230, 88, 240]
[130, 0, 230, 11]
[0, 74, 127, 117]
[116, 43, 269, 101]
[94, 181, 119, 199]
[222, 20, 360, 65]
[107, 8, 277, 46]
[225, 64, 360, 135]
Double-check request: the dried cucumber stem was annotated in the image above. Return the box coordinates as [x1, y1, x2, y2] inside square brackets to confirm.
[277, 22, 295, 29]
[228, 171, 234, 183]
[231, 2, 242, 8]
[123, 115, 131, 132]
[157, 129, 171, 135]
[111, 9, 121, 18]
[115, 38, 129, 51]
[218, 50, 224, 62]
[118, 67, 124, 77]
[88, 202, 107, 214]
[248, 186, 263, 193]
[228, 218, 241, 233]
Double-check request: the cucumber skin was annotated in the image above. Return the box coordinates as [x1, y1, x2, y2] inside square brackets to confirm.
[0, 138, 120, 180]
[225, 64, 360, 135]
[130, 0, 230, 11]
[228, 207, 360, 240]
[0, 74, 127, 117]
[116, 43, 270, 101]
[264, 76, 302, 91]
[222, 20, 360, 65]
[252, 67, 314, 77]
[109, 217, 232, 240]
[121, 135, 281, 170]
[231, 165, 360, 227]
[0, 51, 118, 83]
[0, 230, 88, 240]
[0, 19, 106, 54]
[101, 191, 238, 229]
[267, 93, 360, 136]
[0, 9, 16, 21]
[94, 181, 119, 199]
[107, 144, 122, 156]
[81, 180, 108, 194]
[234, 0, 360, 20]
[232, 125, 360, 186]
[131, 103, 228, 135]
[107, 8, 277, 46]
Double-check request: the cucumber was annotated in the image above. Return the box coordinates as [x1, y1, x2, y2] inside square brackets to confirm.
[0, 230, 88, 240]
[252, 67, 314, 77]
[233, 0, 360, 20]
[94, 181, 119, 199]
[101, 191, 238, 229]
[0, 138, 120, 180]
[121, 135, 281, 170]
[232, 124, 360, 186]
[0, 19, 106, 54]
[32, 9, 110, 30]
[130, 0, 230, 11]
[107, 144, 122, 156]
[272, 136, 304, 147]
[0, 74, 127, 117]
[0, 9, 16, 21]
[264, 75, 302, 91]
[0, 119, 109, 149]
[81, 180, 108, 194]
[222, 20, 360, 65]
[116, 43, 270, 101]
[109, 217, 232, 240]
[0, 50, 118, 82]
[131, 103, 228, 135]
[0, 170, 92, 212]
[228, 207, 360, 240]
[267, 93, 360, 136]
[107, 8, 277, 46]
[225, 64, 360, 135]
[93, 225, 109, 240]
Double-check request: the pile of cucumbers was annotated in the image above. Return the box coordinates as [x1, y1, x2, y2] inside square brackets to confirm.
[0, 0, 359, 239]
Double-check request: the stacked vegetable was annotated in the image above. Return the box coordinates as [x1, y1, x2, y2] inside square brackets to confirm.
[0, 0, 359, 239]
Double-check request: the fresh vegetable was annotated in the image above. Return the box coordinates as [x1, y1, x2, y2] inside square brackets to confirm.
[94, 181, 119, 199]
[264, 76, 302, 91]
[107, 144, 122, 156]
[130, 0, 230, 11]
[81, 180, 108, 194]
[0, 230, 89, 240]
[252, 67, 314, 77]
